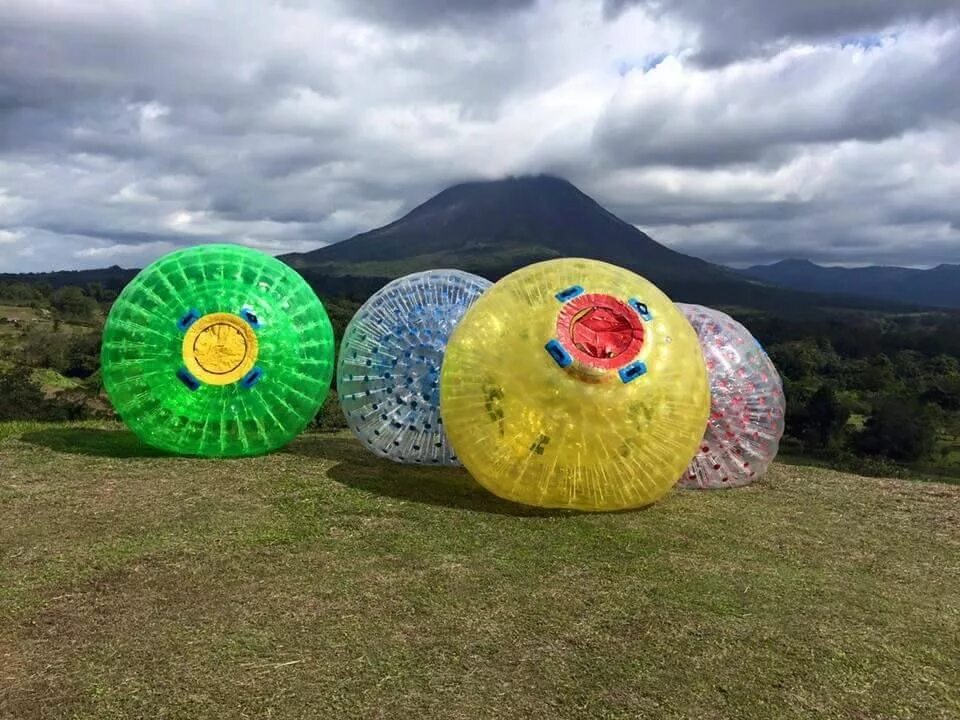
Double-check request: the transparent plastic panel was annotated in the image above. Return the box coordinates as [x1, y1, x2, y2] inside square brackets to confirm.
[676, 303, 786, 489]
[337, 270, 492, 464]
[440, 258, 710, 511]
[101, 244, 335, 457]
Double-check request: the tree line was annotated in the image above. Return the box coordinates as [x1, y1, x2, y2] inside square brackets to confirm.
[2, 281, 958, 479]
[752, 310, 960, 478]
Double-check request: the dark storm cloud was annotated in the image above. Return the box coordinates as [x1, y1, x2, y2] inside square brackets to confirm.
[670, 222, 960, 268]
[24, 224, 203, 247]
[605, 0, 960, 65]
[605, 199, 808, 227]
[355, 0, 535, 25]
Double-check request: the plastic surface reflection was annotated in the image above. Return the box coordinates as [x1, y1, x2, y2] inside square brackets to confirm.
[440, 258, 710, 511]
[337, 270, 492, 464]
[101, 244, 335, 457]
[677, 303, 785, 489]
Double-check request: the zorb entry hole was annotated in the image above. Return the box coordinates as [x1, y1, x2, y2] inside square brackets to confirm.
[557, 293, 645, 370]
[183, 312, 260, 386]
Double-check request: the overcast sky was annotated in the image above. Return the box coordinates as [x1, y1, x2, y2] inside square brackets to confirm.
[1, 0, 959, 272]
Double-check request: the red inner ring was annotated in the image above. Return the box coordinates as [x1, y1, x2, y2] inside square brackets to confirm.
[556, 293, 645, 370]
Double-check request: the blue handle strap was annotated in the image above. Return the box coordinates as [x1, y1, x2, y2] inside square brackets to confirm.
[628, 299, 652, 321]
[241, 367, 264, 389]
[618, 361, 647, 383]
[177, 308, 202, 332]
[544, 339, 573, 368]
[176, 368, 201, 391]
[240, 306, 262, 329]
[555, 285, 585, 302]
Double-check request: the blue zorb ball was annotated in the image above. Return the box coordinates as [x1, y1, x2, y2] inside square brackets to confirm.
[337, 270, 492, 464]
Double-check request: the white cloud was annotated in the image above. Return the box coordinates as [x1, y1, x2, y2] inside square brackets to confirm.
[0, 229, 23, 244]
[594, 25, 960, 167]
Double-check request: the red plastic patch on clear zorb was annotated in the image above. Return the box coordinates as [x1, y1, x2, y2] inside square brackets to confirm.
[556, 293, 644, 370]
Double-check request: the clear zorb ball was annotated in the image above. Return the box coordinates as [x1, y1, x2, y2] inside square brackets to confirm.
[337, 269, 492, 464]
[676, 303, 786, 489]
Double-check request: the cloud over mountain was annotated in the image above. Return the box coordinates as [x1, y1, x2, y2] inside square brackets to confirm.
[0, 0, 957, 271]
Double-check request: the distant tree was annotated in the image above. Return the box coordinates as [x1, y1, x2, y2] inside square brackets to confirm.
[894, 349, 924, 380]
[856, 396, 936, 462]
[51, 286, 98, 320]
[850, 354, 897, 392]
[927, 354, 960, 378]
[831, 322, 883, 359]
[921, 376, 960, 412]
[0, 282, 43, 304]
[791, 385, 851, 451]
[17, 326, 101, 378]
[813, 337, 843, 378]
[85, 281, 106, 302]
[836, 389, 870, 416]
[768, 341, 818, 381]
[0, 368, 50, 421]
[19, 329, 72, 372]
[64, 330, 102, 378]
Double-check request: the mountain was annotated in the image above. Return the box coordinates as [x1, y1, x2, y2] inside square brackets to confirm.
[282, 176, 895, 312]
[1, 176, 916, 314]
[285, 175, 710, 277]
[741, 259, 960, 310]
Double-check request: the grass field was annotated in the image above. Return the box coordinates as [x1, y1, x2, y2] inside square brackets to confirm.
[1, 423, 958, 720]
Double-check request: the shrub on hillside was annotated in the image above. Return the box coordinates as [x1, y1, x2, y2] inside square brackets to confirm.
[64, 329, 101, 378]
[311, 394, 348, 433]
[855, 396, 936, 463]
[17, 328, 101, 378]
[0, 368, 51, 421]
[788, 385, 851, 451]
[0, 367, 105, 422]
[19, 329, 72, 373]
[830, 450, 908, 479]
[51, 286, 99, 321]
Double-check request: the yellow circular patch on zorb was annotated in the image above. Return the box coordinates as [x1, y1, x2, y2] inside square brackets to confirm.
[440, 258, 710, 511]
[182, 312, 260, 386]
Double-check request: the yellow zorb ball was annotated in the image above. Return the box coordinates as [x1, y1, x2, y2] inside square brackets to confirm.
[440, 258, 710, 511]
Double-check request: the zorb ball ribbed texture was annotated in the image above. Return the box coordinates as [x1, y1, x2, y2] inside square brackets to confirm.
[440, 258, 710, 511]
[677, 303, 785, 489]
[338, 270, 492, 464]
[101, 244, 335, 457]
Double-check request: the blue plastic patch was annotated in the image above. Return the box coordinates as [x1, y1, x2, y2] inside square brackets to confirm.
[555, 285, 585, 303]
[618, 361, 648, 383]
[628, 299, 652, 321]
[545, 339, 573, 368]
[240, 306, 261, 329]
[241, 367, 264, 389]
[176, 367, 201, 391]
[177, 308, 202, 332]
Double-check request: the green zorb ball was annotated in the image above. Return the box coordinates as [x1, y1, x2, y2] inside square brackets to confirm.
[101, 244, 334, 457]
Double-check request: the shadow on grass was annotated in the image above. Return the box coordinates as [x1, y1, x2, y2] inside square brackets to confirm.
[20, 427, 172, 459]
[292, 435, 570, 517]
